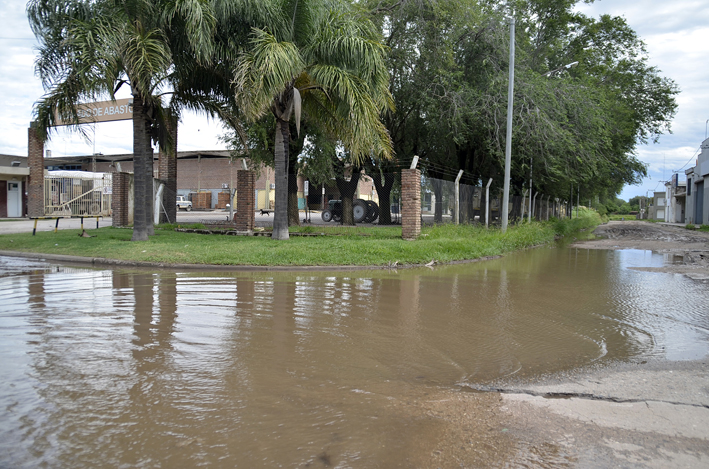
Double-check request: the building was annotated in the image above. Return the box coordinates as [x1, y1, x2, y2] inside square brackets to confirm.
[648, 191, 667, 221]
[685, 137, 709, 225]
[664, 176, 686, 223]
[11, 150, 377, 214]
[0, 154, 29, 218]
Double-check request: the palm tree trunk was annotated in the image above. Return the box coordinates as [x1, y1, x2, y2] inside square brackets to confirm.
[371, 172, 393, 224]
[336, 170, 360, 225]
[272, 118, 290, 240]
[131, 94, 151, 241]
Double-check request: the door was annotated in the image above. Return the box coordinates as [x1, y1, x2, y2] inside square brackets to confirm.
[696, 181, 704, 225]
[7, 182, 21, 217]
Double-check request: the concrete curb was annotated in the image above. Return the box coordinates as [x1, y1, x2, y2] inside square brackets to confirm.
[0, 249, 502, 273]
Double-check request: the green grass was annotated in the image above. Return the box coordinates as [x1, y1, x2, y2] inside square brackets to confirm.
[0, 213, 601, 267]
[607, 214, 634, 221]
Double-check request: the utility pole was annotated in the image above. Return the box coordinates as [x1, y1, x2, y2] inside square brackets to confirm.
[501, 14, 515, 233]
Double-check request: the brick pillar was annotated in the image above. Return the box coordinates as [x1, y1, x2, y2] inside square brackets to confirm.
[28, 122, 44, 217]
[401, 168, 421, 240]
[158, 116, 178, 223]
[112, 172, 133, 227]
[235, 170, 255, 232]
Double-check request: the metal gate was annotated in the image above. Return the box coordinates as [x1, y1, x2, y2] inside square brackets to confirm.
[45, 171, 113, 216]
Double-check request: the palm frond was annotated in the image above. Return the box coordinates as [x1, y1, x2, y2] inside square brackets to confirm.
[121, 22, 172, 96]
[161, 0, 217, 64]
[233, 28, 304, 120]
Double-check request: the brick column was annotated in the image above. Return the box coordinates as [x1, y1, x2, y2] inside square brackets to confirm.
[235, 170, 255, 232]
[112, 172, 133, 227]
[158, 116, 177, 223]
[28, 122, 45, 217]
[401, 168, 421, 240]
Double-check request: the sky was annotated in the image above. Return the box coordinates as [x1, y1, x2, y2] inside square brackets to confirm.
[1, 0, 707, 201]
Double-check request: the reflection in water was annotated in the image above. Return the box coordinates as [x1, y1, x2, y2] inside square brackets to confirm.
[0, 248, 708, 467]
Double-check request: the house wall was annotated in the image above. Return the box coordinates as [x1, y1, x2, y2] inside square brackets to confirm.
[0, 181, 6, 218]
[652, 191, 666, 220]
[686, 170, 695, 224]
[685, 138, 709, 225]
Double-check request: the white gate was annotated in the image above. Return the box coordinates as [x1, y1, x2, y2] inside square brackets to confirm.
[45, 171, 113, 216]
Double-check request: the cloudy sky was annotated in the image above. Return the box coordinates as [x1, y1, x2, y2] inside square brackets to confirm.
[1, 0, 707, 201]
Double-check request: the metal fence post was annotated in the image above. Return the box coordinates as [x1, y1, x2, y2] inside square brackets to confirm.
[485, 178, 493, 228]
[454, 170, 463, 225]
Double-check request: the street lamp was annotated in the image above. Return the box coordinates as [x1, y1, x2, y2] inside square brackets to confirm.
[544, 61, 579, 77]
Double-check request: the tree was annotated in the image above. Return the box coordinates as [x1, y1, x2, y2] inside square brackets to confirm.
[233, 0, 393, 240]
[28, 0, 218, 241]
[366, 0, 677, 219]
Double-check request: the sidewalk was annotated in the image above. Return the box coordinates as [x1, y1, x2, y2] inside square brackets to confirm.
[0, 217, 114, 235]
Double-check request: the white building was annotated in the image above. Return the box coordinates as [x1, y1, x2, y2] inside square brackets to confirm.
[664, 176, 686, 223]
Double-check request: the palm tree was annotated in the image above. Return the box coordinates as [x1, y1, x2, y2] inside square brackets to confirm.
[28, 0, 217, 241]
[233, 0, 394, 240]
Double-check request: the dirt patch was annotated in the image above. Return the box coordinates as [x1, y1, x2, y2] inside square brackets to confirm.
[572, 221, 709, 280]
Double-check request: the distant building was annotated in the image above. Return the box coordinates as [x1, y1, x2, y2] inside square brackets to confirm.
[664, 176, 686, 223]
[0, 154, 29, 217]
[685, 137, 709, 225]
[649, 191, 667, 221]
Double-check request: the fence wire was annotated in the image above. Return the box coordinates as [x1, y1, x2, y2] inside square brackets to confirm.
[422, 176, 569, 226]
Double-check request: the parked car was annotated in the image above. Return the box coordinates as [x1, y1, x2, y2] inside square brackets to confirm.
[176, 195, 192, 211]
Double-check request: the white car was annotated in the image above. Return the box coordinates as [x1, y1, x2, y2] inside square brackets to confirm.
[176, 195, 192, 211]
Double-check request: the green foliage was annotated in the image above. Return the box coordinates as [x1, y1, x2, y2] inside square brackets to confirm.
[617, 203, 632, 215]
[229, 0, 394, 239]
[550, 208, 602, 237]
[685, 224, 696, 230]
[364, 0, 677, 203]
[699, 225, 709, 232]
[157, 223, 206, 230]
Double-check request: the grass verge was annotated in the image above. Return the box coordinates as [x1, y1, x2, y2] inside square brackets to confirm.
[0, 211, 601, 267]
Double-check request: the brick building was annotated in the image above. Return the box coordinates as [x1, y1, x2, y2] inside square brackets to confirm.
[34, 150, 378, 212]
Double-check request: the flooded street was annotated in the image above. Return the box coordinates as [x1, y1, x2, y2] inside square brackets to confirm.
[1, 244, 709, 467]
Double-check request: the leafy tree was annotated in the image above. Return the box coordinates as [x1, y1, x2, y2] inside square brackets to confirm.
[233, 0, 393, 239]
[366, 0, 677, 221]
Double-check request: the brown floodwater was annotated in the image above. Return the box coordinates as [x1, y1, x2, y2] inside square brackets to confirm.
[1, 246, 708, 467]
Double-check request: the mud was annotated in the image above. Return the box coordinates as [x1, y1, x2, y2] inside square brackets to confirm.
[572, 220, 709, 280]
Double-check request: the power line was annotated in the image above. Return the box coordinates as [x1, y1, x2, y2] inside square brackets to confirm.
[675, 146, 701, 172]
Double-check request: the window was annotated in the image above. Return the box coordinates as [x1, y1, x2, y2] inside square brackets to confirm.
[688, 178, 692, 196]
